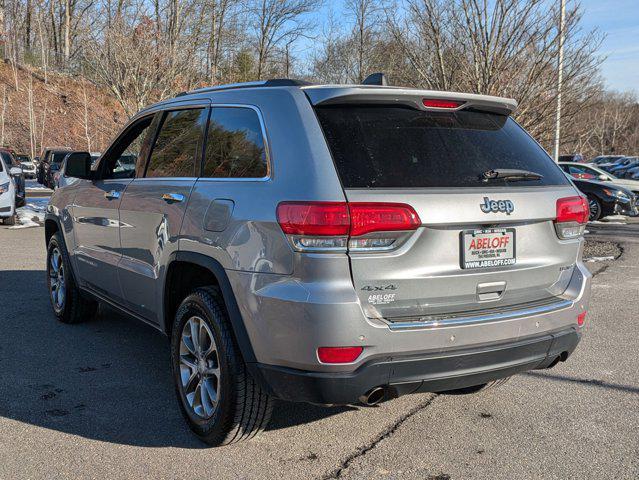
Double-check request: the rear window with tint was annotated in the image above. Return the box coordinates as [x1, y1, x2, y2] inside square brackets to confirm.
[315, 106, 569, 188]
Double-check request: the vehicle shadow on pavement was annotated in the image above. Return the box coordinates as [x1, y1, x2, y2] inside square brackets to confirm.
[525, 371, 639, 395]
[0, 270, 351, 448]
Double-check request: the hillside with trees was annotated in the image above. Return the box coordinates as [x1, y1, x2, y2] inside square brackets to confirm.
[0, 0, 637, 158]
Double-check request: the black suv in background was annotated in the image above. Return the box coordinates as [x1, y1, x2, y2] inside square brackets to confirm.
[37, 147, 71, 188]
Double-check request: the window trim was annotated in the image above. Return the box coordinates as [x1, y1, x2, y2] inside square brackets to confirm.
[198, 103, 272, 182]
[95, 113, 157, 181]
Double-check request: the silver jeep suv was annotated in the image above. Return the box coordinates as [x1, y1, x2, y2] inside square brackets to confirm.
[45, 78, 592, 446]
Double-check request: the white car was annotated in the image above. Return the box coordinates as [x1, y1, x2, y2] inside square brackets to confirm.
[0, 154, 19, 225]
[16, 155, 36, 179]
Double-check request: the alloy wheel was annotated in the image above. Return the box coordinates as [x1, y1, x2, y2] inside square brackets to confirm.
[588, 198, 601, 221]
[179, 316, 221, 419]
[49, 247, 66, 312]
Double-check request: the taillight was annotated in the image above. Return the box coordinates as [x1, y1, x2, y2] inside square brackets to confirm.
[577, 311, 587, 327]
[276, 201, 421, 252]
[317, 346, 363, 364]
[349, 203, 420, 236]
[554, 196, 588, 239]
[422, 99, 464, 109]
[276, 202, 349, 236]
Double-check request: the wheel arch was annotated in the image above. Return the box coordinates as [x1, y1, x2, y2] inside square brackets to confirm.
[163, 251, 257, 364]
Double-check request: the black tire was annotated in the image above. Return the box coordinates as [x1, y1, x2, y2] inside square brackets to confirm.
[171, 286, 273, 446]
[441, 376, 511, 395]
[46, 232, 98, 324]
[3, 214, 16, 226]
[587, 195, 602, 221]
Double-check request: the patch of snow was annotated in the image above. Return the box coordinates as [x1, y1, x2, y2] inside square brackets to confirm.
[584, 256, 616, 263]
[601, 214, 627, 221]
[9, 201, 47, 229]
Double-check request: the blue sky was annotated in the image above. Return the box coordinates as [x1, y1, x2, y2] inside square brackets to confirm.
[301, 0, 639, 94]
[580, 0, 639, 93]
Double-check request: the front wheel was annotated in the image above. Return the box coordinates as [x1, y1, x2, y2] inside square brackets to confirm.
[2, 214, 15, 226]
[171, 287, 274, 446]
[587, 195, 602, 221]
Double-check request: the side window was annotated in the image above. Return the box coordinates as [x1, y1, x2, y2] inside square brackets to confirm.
[203, 107, 268, 178]
[101, 116, 154, 180]
[145, 108, 206, 178]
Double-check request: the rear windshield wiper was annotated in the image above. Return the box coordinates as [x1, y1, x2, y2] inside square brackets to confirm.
[481, 169, 543, 182]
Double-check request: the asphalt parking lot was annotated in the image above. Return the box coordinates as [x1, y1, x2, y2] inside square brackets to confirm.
[0, 222, 637, 479]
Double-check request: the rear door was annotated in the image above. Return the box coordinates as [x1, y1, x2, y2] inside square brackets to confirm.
[313, 102, 581, 321]
[118, 105, 206, 323]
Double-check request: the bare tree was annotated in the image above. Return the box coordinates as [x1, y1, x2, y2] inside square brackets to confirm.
[0, 85, 7, 146]
[250, 0, 319, 79]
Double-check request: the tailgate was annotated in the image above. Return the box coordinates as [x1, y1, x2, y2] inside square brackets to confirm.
[313, 102, 583, 320]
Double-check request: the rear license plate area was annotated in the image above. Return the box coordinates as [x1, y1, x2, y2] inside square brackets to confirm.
[461, 228, 516, 269]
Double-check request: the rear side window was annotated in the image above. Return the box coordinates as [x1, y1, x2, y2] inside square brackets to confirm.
[315, 106, 569, 188]
[145, 108, 207, 178]
[202, 107, 267, 178]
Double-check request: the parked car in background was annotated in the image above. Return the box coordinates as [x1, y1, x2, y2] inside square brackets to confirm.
[625, 164, 639, 180]
[570, 176, 638, 221]
[590, 155, 626, 166]
[596, 156, 631, 173]
[559, 162, 639, 195]
[0, 148, 25, 208]
[0, 150, 20, 225]
[47, 79, 591, 446]
[558, 154, 584, 163]
[90, 152, 101, 167]
[16, 154, 36, 179]
[38, 147, 71, 188]
[608, 157, 639, 178]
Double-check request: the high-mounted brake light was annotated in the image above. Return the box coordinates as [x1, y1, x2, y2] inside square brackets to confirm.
[422, 99, 464, 109]
[276, 201, 421, 252]
[317, 346, 363, 364]
[554, 196, 589, 239]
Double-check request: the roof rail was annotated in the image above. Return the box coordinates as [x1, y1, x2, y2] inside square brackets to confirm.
[176, 78, 313, 97]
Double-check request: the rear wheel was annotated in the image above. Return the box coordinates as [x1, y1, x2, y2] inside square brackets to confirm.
[47, 233, 97, 324]
[171, 287, 273, 446]
[587, 195, 602, 221]
[2, 214, 15, 226]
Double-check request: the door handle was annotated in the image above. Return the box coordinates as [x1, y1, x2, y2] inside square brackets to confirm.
[162, 193, 185, 203]
[104, 190, 121, 200]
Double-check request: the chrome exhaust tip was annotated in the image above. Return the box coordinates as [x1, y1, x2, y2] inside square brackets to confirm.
[359, 387, 386, 406]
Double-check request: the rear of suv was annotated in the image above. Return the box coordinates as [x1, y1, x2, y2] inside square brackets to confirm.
[45, 79, 591, 447]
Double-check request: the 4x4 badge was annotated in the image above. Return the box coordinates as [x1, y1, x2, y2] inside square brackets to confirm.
[480, 197, 514, 215]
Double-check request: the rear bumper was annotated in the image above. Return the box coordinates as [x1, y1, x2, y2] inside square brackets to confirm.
[252, 327, 581, 405]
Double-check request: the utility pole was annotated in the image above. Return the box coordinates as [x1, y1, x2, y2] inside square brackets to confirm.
[553, 0, 566, 162]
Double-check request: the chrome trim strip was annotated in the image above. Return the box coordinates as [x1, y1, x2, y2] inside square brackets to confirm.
[388, 299, 574, 331]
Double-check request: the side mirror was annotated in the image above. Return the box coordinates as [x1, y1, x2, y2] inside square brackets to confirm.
[9, 166, 22, 176]
[598, 174, 608, 181]
[65, 152, 93, 180]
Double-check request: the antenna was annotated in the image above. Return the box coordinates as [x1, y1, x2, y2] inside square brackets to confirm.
[362, 73, 388, 86]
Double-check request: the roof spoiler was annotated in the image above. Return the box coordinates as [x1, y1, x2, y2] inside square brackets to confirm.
[303, 87, 517, 115]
